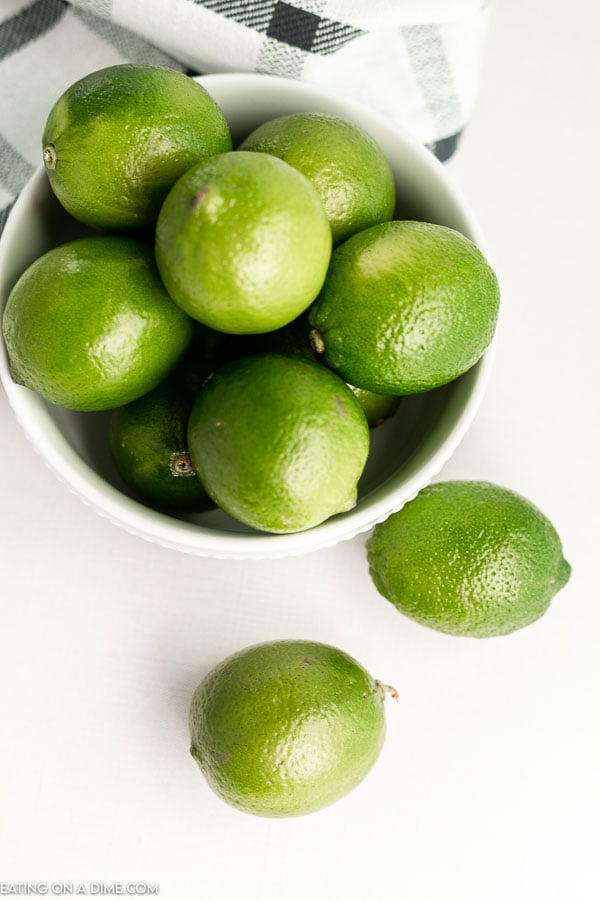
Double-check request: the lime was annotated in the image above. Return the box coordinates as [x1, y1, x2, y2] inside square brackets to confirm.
[239, 112, 395, 245]
[309, 221, 500, 394]
[348, 385, 402, 428]
[155, 151, 332, 334]
[187, 353, 370, 533]
[108, 323, 247, 512]
[189, 639, 393, 817]
[252, 315, 401, 427]
[109, 373, 214, 514]
[367, 481, 571, 638]
[2, 235, 193, 411]
[42, 64, 231, 230]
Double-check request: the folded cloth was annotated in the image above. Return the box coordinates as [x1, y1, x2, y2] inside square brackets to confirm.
[0, 0, 491, 232]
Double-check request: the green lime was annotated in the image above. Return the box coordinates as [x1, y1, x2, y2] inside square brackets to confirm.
[189, 639, 394, 817]
[367, 481, 571, 638]
[109, 373, 214, 514]
[309, 220, 500, 394]
[108, 323, 247, 512]
[252, 316, 402, 427]
[42, 64, 231, 230]
[348, 386, 402, 428]
[2, 235, 193, 411]
[155, 151, 332, 334]
[239, 112, 395, 245]
[187, 353, 370, 533]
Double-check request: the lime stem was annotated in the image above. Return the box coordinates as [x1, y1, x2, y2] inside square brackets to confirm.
[43, 144, 57, 170]
[309, 328, 326, 355]
[376, 681, 399, 702]
[170, 451, 196, 477]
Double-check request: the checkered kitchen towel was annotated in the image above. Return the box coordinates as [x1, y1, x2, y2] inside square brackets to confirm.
[0, 0, 492, 233]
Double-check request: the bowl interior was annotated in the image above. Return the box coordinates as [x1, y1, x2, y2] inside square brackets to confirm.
[0, 73, 492, 558]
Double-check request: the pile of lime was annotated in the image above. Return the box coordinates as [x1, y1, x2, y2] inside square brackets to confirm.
[2, 63, 500, 534]
[1, 65, 572, 819]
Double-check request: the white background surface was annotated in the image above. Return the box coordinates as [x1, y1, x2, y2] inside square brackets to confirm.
[1, 1, 599, 897]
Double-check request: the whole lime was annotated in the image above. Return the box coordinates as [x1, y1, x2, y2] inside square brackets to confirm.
[2, 236, 193, 411]
[251, 315, 401, 427]
[155, 151, 332, 334]
[239, 111, 396, 245]
[42, 64, 231, 229]
[108, 324, 246, 512]
[187, 353, 370, 533]
[367, 481, 571, 638]
[348, 385, 402, 428]
[189, 639, 393, 817]
[309, 220, 500, 394]
[109, 373, 214, 514]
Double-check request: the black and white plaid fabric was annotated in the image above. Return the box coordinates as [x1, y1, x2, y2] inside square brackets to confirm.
[0, 0, 491, 233]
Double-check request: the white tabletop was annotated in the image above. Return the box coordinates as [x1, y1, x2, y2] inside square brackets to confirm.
[1, 1, 598, 898]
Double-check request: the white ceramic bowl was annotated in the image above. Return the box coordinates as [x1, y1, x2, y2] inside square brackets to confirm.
[0, 72, 494, 559]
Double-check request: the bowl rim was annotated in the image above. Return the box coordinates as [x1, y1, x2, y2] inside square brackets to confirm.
[0, 72, 495, 559]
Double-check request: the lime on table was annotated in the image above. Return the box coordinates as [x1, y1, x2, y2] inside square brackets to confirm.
[187, 353, 370, 533]
[155, 151, 332, 334]
[367, 481, 571, 638]
[189, 639, 393, 817]
[2, 235, 193, 411]
[239, 111, 396, 245]
[42, 64, 232, 230]
[309, 220, 500, 394]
